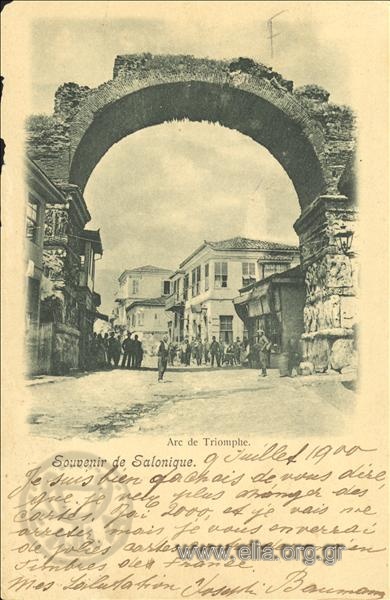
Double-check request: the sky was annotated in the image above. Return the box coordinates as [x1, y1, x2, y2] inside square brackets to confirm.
[30, 3, 353, 315]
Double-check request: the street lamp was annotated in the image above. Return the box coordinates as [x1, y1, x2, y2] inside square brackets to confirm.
[334, 227, 354, 254]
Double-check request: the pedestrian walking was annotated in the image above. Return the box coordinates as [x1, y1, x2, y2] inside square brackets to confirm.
[184, 337, 191, 366]
[157, 335, 169, 381]
[210, 336, 221, 367]
[103, 333, 109, 352]
[121, 332, 132, 369]
[191, 339, 197, 364]
[240, 338, 249, 365]
[180, 340, 186, 364]
[107, 331, 117, 367]
[256, 329, 272, 377]
[168, 341, 177, 366]
[96, 334, 107, 369]
[203, 338, 210, 364]
[195, 337, 203, 366]
[233, 337, 241, 365]
[225, 343, 235, 366]
[134, 335, 143, 369]
[128, 336, 137, 368]
[113, 335, 122, 367]
[220, 341, 228, 365]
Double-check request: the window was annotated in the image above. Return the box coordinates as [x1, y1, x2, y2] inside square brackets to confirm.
[263, 262, 287, 278]
[131, 313, 136, 327]
[26, 197, 39, 243]
[242, 262, 256, 286]
[204, 263, 209, 291]
[163, 280, 171, 295]
[191, 266, 201, 297]
[132, 279, 139, 294]
[137, 311, 144, 326]
[196, 266, 201, 295]
[191, 269, 196, 297]
[219, 315, 233, 344]
[215, 262, 228, 288]
[183, 274, 189, 300]
[273, 287, 281, 312]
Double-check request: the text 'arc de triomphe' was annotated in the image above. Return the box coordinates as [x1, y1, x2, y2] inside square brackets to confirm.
[26, 53, 357, 371]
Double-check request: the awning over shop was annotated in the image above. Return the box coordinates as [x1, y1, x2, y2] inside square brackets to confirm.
[233, 291, 252, 321]
[248, 283, 271, 317]
[88, 310, 109, 322]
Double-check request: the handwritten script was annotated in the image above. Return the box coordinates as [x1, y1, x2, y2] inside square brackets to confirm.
[4, 441, 387, 598]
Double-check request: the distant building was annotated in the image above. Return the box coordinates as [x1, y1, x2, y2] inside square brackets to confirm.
[111, 265, 173, 352]
[166, 237, 299, 345]
[234, 265, 305, 367]
[126, 297, 170, 354]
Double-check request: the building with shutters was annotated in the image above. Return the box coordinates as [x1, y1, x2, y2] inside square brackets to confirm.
[125, 297, 170, 355]
[111, 265, 173, 352]
[166, 237, 299, 345]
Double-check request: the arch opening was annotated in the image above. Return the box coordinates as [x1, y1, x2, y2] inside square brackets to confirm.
[70, 81, 326, 208]
[84, 120, 301, 302]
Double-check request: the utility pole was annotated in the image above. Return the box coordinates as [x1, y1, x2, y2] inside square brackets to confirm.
[267, 10, 287, 59]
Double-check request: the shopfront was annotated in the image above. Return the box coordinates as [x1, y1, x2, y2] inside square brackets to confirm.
[234, 266, 305, 368]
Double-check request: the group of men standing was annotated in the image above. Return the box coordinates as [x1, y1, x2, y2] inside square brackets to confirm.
[89, 332, 121, 369]
[90, 328, 300, 380]
[151, 331, 275, 383]
[89, 331, 143, 370]
[157, 331, 274, 379]
[166, 336, 250, 368]
[120, 331, 144, 369]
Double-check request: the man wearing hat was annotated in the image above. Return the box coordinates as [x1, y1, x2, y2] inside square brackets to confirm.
[157, 334, 170, 381]
[256, 329, 272, 377]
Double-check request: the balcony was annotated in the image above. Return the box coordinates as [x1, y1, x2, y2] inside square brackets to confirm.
[165, 292, 185, 312]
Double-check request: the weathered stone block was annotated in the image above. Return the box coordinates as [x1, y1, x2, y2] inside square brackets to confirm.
[54, 82, 91, 122]
[340, 296, 356, 329]
[312, 337, 330, 372]
[300, 360, 314, 376]
[330, 338, 353, 372]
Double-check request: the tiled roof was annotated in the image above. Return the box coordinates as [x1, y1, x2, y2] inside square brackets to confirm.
[119, 265, 173, 282]
[206, 237, 298, 251]
[126, 297, 167, 310]
[238, 265, 303, 293]
[127, 265, 173, 273]
[179, 237, 298, 268]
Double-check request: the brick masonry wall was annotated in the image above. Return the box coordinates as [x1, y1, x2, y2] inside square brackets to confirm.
[26, 54, 356, 204]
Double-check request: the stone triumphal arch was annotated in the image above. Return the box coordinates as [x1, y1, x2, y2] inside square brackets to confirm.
[27, 54, 357, 371]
